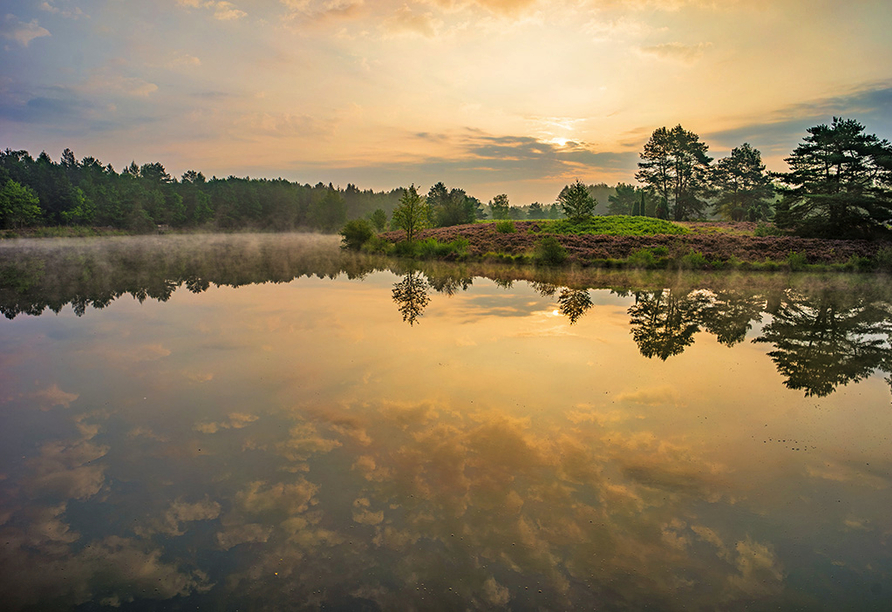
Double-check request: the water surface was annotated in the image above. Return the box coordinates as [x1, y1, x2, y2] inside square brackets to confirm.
[1, 234, 891, 610]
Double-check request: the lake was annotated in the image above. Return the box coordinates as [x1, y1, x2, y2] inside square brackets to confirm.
[1, 233, 891, 611]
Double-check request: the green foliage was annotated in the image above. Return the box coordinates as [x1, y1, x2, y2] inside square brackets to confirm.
[533, 236, 568, 265]
[536, 215, 688, 236]
[636, 124, 712, 221]
[753, 222, 784, 237]
[773, 117, 892, 238]
[846, 255, 874, 272]
[495, 219, 516, 233]
[0, 148, 406, 233]
[679, 250, 709, 269]
[785, 251, 808, 271]
[392, 237, 469, 260]
[391, 185, 429, 242]
[626, 248, 656, 268]
[874, 247, 892, 271]
[0, 179, 42, 229]
[369, 208, 387, 232]
[427, 182, 478, 227]
[339, 218, 375, 251]
[712, 143, 774, 221]
[558, 179, 596, 223]
[360, 235, 392, 254]
[310, 188, 348, 233]
[489, 193, 510, 220]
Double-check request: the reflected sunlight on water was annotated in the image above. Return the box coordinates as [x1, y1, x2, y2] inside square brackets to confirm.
[1, 234, 891, 610]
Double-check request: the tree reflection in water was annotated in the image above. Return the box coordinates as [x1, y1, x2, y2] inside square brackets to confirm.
[391, 271, 430, 326]
[557, 288, 593, 325]
[754, 289, 892, 397]
[623, 286, 892, 397]
[2, 235, 891, 397]
[628, 289, 708, 360]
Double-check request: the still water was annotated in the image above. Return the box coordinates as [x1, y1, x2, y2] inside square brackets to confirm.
[1, 234, 891, 611]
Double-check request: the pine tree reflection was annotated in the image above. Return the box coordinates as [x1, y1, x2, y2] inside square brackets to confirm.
[392, 271, 431, 326]
[754, 290, 892, 397]
[699, 290, 767, 346]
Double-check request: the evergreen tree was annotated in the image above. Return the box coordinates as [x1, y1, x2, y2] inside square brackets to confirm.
[712, 143, 774, 221]
[558, 180, 596, 223]
[636, 125, 712, 220]
[773, 117, 892, 237]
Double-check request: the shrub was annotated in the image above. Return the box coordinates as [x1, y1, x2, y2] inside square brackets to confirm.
[495, 219, 516, 233]
[846, 255, 874, 272]
[361, 236, 391, 254]
[785, 251, 808, 271]
[754, 222, 783, 237]
[874, 247, 892, 271]
[679, 250, 709, 269]
[534, 236, 568, 265]
[627, 248, 657, 268]
[339, 218, 375, 250]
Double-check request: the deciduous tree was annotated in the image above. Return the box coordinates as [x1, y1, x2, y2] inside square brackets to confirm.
[391, 184, 429, 241]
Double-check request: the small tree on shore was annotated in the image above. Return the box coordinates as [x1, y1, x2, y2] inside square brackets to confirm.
[558, 179, 596, 223]
[391, 184, 429, 242]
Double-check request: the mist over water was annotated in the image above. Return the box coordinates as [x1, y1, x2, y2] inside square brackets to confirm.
[1, 234, 891, 610]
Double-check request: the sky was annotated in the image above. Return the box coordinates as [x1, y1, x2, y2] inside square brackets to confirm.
[1, 0, 891, 205]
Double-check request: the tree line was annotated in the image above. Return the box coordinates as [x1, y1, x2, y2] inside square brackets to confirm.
[0, 148, 406, 233]
[3, 117, 890, 238]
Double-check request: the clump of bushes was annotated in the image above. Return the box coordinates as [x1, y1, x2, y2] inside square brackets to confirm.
[339, 218, 375, 251]
[534, 236, 568, 265]
[495, 220, 516, 233]
[785, 251, 808, 271]
[679, 250, 709, 269]
[393, 237, 469, 260]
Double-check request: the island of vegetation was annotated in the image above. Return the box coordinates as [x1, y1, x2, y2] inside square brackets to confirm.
[3, 117, 891, 271]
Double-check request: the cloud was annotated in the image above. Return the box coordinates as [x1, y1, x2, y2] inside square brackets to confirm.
[705, 83, 892, 157]
[231, 112, 333, 139]
[167, 53, 202, 69]
[195, 412, 259, 434]
[425, 0, 539, 16]
[280, 0, 365, 23]
[39, 1, 86, 19]
[216, 522, 272, 549]
[177, 1, 247, 21]
[614, 385, 681, 406]
[383, 4, 441, 38]
[136, 498, 222, 536]
[214, 1, 247, 20]
[25, 437, 108, 501]
[236, 479, 319, 515]
[1, 15, 51, 46]
[639, 41, 712, 63]
[29, 383, 79, 410]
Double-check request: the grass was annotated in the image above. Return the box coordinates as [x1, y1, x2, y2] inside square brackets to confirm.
[533, 216, 689, 236]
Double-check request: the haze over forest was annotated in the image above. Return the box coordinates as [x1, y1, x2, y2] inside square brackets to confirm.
[2, 0, 891, 205]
